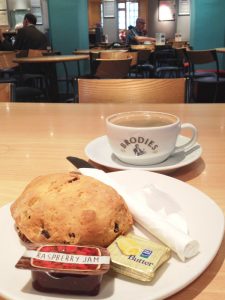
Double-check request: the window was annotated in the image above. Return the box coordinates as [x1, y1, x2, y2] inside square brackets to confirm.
[117, 0, 139, 42]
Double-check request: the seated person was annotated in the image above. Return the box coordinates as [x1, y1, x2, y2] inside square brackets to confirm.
[126, 18, 155, 46]
[14, 13, 48, 51]
[0, 13, 48, 51]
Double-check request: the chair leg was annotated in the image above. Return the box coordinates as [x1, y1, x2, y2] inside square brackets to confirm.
[71, 76, 78, 103]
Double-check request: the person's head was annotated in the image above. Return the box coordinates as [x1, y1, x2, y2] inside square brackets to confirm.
[23, 13, 37, 27]
[136, 18, 145, 31]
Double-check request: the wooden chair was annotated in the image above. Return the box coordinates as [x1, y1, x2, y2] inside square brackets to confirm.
[172, 41, 189, 49]
[186, 49, 225, 102]
[78, 78, 186, 103]
[0, 52, 18, 81]
[0, 52, 18, 69]
[28, 49, 47, 57]
[153, 46, 184, 78]
[92, 58, 132, 79]
[0, 83, 14, 102]
[99, 51, 129, 60]
[0, 52, 44, 102]
[16, 48, 49, 101]
[100, 51, 138, 76]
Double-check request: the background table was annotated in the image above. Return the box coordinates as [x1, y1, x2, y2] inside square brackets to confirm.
[216, 48, 225, 53]
[73, 49, 128, 55]
[14, 55, 89, 101]
[0, 103, 224, 300]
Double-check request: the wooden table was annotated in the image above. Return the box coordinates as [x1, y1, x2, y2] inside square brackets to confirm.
[0, 103, 224, 300]
[0, 51, 15, 54]
[13, 55, 89, 101]
[216, 48, 225, 53]
[130, 44, 155, 51]
[73, 49, 128, 55]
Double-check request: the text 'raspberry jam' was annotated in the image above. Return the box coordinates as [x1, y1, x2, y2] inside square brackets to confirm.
[15, 244, 110, 295]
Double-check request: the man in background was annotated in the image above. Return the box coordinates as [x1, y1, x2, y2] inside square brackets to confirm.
[0, 13, 48, 51]
[14, 13, 48, 50]
[126, 18, 155, 46]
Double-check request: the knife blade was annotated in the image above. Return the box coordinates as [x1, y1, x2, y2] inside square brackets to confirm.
[66, 156, 95, 169]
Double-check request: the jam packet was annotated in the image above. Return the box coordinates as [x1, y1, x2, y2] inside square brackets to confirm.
[108, 234, 171, 281]
[15, 244, 110, 295]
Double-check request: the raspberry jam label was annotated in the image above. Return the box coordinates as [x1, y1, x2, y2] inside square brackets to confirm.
[16, 245, 110, 273]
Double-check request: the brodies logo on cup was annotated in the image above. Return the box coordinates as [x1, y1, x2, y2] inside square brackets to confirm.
[120, 136, 159, 156]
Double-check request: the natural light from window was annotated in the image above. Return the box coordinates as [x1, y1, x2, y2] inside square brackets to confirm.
[118, 0, 139, 41]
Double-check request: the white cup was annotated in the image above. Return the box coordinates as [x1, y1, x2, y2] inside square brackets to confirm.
[106, 111, 198, 165]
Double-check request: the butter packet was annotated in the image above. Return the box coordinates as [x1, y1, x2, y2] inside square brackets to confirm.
[108, 234, 171, 281]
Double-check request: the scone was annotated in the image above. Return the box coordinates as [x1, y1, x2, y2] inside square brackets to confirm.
[10, 172, 133, 247]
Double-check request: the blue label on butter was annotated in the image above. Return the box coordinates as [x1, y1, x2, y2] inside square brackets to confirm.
[140, 249, 152, 258]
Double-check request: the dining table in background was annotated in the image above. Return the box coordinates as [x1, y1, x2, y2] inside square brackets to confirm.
[13, 54, 89, 101]
[73, 49, 129, 55]
[0, 102, 224, 300]
[216, 48, 225, 53]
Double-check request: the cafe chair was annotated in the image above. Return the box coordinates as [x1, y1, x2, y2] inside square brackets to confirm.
[135, 50, 154, 78]
[153, 46, 184, 78]
[99, 51, 129, 60]
[91, 58, 132, 79]
[172, 41, 189, 49]
[78, 78, 186, 103]
[99, 51, 142, 78]
[0, 51, 45, 102]
[0, 52, 18, 83]
[15, 49, 49, 101]
[186, 49, 225, 102]
[0, 83, 15, 102]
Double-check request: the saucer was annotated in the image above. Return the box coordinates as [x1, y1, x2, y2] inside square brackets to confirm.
[85, 135, 202, 172]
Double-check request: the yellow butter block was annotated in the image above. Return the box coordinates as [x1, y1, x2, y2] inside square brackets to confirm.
[117, 237, 141, 255]
[108, 234, 171, 282]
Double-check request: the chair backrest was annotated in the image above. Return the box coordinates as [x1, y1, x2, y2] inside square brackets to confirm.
[93, 58, 132, 79]
[186, 49, 219, 75]
[0, 52, 18, 69]
[78, 78, 186, 103]
[126, 51, 138, 66]
[100, 51, 137, 67]
[153, 46, 178, 67]
[172, 41, 188, 49]
[0, 83, 14, 102]
[28, 49, 47, 57]
[136, 50, 152, 64]
[99, 51, 129, 59]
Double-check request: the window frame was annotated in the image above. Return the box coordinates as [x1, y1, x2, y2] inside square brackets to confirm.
[117, 0, 139, 41]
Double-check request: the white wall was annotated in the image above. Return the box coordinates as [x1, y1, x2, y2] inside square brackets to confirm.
[102, 0, 118, 42]
[7, 0, 30, 10]
[6, 0, 49, 33]
[177, 15, 190, 41]
[148, 0, 190, 41]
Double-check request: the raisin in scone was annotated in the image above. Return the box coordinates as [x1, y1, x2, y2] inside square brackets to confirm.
[10, 172, 133, 247]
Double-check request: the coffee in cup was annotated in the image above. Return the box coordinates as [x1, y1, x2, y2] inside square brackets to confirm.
[106, 111, 198, 165]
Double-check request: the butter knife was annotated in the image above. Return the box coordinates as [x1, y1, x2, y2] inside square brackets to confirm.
[66, 156, 95, 169]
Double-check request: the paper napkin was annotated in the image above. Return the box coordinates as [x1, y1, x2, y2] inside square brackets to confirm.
[80, 168, 199, 261]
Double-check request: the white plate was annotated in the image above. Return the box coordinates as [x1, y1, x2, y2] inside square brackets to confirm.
[0, 170, 224, 300]
[85, 135, 202, 172]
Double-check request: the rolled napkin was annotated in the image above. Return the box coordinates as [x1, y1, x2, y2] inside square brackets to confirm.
[80, 168, 199, 261]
